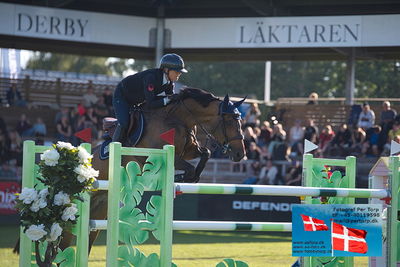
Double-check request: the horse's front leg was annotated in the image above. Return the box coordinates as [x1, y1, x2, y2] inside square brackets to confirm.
[193, 147, 210, 183]
[174, 157, 196, 183]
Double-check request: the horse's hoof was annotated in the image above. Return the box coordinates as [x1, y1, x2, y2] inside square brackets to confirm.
[174, 174, 185, 182]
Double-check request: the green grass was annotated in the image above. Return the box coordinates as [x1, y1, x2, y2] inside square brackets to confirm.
[1, 225, 368, 266]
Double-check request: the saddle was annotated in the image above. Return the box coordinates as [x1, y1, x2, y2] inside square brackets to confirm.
[100, 110, 145, 160]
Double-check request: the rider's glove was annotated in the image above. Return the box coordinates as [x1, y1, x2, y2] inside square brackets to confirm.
[163, 94, 179, 105]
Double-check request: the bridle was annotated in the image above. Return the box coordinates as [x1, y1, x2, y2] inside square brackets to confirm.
[178, 99, 244, 154]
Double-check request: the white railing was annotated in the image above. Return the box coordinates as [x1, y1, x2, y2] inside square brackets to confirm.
[189, 158, 292, 183]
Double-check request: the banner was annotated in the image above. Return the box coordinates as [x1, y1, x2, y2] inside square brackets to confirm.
[292, 204, 382, 257]
[0, 181, 21, 215]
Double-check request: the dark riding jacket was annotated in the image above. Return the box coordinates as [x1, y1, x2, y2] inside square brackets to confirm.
[113, 68, 174, 128]
[119, 68, 174, 108]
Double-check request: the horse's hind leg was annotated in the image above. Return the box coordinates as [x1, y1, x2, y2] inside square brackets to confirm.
[175, 157, 196, 183]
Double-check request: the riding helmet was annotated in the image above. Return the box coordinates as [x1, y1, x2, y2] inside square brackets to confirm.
[159, 53, 188, 73]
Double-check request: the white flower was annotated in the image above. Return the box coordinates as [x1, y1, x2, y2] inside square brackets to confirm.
[78, 146, 92, 164]
[46, 223, 63, 241]
[30, 188, 48, 212]
[61, 203, 78, 221]
[40, 149, 60, 166]
[30, 196, 47, 212]
[54, 191, 70, 206]
[19, 188, 38, 204]
[74, 164, 99, 183]
[38, 188, 48, 199]
[25, 224, 47, 241]
[56, 141, 75, 150]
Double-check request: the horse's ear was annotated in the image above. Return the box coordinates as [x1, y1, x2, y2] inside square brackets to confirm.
[234, 96, 247, 108]
[223, 94, 230, 103]
[223, 94, 230, 108]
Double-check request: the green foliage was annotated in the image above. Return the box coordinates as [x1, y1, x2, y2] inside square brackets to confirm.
[26, 52, 400, 100]
[216, 258, 249, 267]
[26, 52, 112, 75]
[118, 155, 178, 266]
[310, 164, 349, 204]
[54, 247, 76, 267]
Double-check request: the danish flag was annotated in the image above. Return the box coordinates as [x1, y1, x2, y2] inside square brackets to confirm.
[331, 222, 368, 254]
[300, 214, 329, 231]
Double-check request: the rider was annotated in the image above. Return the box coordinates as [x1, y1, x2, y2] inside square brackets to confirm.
[112, 53, 188, 144]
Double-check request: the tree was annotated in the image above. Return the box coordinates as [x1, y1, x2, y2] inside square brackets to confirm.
[26, 52, 112, 75]
[26, 52, 400, 100]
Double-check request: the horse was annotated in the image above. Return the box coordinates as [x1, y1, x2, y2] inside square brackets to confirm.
[59, 87, 247, 252]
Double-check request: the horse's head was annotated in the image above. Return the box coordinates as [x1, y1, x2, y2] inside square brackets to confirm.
[214, 95, 246, 162]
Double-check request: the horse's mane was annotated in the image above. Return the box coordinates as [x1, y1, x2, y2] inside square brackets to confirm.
[177, 87, 219, 107]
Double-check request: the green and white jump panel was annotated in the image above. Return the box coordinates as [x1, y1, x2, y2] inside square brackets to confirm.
[19, 140, 91, 267]
[175, 183, 388, 198]
[388, 156, 400, 266]
[302, 154, 356, 267]
[106, 142, 175, 267]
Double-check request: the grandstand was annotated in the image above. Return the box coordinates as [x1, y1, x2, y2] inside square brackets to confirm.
[0, 71, 394, 185]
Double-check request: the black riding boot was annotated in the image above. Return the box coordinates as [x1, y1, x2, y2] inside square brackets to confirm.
[112, 124, 127, 145]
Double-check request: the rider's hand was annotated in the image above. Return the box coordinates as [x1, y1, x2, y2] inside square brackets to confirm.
[168, 94, 180, 102]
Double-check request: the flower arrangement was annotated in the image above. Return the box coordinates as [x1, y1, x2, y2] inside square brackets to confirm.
[16, 141, 98, 267]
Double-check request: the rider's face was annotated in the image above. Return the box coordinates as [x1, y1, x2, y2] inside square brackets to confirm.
[167, 70, 182, 82]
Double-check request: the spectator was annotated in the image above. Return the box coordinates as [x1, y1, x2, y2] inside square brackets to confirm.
[382, 135, 400, 156]
[0, 129, 10, 164]
[379, 101, 397, 150]
[388, 121, 400, 142]
[358, 103, 375, 131]
[6, 82, 26, 107]
[82, 84, 99, 108]
[102, 87, 114, 115]
[8, 130, 22, 166]
[285, 160, 302, 186]
[257, 159, 279, 185]
[243, 126, 258, 151]
[350, 126, 366, 156]
[328, 123, 352, 156]
[288, 119, 305, 156]
[298, 119, 319, 155]
[95, 96, 110, 119]
[84, 107, 99, 137]
[32, 117, 47, 137]
[307, 92, 318, 105]
[56, 116, 72, 142]
[77, 100, 87, 116]
[246, 141, 261, 161]
[15, 113, 33, 137]
[268, 123, 286, 156]
[258, 120, 273, 147]
[362, 125, 381, 157]
[318, 125, 335, 156]
[0, 117, 7, 134]
[54, 107, 70, 124]
[244, 103, 261, 128]
[0, 162, 17, 180]
[289, 119, 305, 147]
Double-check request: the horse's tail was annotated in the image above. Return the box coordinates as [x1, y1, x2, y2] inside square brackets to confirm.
[13, 237, 20, 254]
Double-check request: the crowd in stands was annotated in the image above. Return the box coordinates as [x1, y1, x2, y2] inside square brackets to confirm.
[1, 81, 400, 187]
[0, 81, 115, 181]
[230, 99, 400, 186]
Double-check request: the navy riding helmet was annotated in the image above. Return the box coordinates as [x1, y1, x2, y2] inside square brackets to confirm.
[159, 53, 188, 73]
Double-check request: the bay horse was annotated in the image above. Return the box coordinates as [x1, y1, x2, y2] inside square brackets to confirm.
[60, 87, 246, 251]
